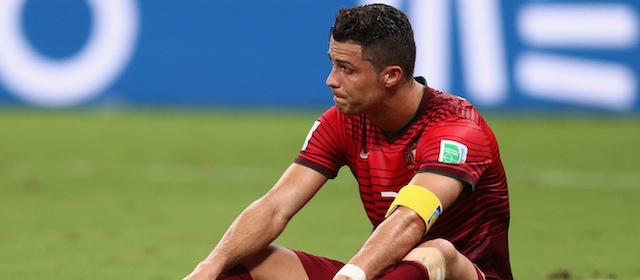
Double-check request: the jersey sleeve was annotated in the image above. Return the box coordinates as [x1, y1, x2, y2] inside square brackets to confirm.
[294, 107, 348, 179]
[416, 116, 493, 191]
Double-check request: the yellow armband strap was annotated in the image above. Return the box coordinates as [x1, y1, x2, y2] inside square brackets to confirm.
[385, 185, 443, 233]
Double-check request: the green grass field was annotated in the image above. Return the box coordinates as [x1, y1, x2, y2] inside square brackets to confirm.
[1, 109, 639, 279]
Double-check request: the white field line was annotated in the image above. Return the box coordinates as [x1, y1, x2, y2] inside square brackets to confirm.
[513, 167, 640, 191]
[134, 164, 285, 184]
[8, 160, 639, 192]
[131, 165, 640, 192]
[5, 160, 285, 185]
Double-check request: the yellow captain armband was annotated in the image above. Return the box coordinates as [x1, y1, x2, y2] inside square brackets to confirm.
[385, 185, 443, 233]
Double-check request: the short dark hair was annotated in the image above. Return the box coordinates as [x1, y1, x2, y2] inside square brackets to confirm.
[330, 4, 416, 80]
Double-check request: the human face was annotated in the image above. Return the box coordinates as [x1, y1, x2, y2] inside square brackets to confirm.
[326, 38, 385, 115]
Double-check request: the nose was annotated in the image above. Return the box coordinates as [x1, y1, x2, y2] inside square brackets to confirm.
[326, 66, 339, 88]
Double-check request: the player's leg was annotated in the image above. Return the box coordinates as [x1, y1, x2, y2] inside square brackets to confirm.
[218, 264, 253, 280]
[376, 261, 430, 279]
[222, 244, 344, 280]
[402, 238, 482, 280]
[229, 244, 308, 280]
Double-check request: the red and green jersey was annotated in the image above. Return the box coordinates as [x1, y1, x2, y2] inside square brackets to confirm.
[295, 79, 513, 279]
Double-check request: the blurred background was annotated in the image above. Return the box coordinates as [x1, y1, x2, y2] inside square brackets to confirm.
[1, 0, 638, 112]
[1, 0, 639, 279]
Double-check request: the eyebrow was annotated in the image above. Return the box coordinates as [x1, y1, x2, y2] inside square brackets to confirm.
[328, 53, 355, 67]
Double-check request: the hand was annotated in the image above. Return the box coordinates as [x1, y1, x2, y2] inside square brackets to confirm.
[183, 261, 219, 280]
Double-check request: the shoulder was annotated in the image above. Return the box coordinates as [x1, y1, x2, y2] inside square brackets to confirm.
[419, 87, 481, 126]
[415, 88, 494, 147]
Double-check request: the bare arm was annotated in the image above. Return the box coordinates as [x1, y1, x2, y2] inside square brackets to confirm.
[336, 172, 464, 279]
[185, 163, 328, 279]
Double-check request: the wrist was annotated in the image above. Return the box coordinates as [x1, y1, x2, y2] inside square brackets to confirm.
[193, 260, 222, 277]
[335, 263, 367, 280]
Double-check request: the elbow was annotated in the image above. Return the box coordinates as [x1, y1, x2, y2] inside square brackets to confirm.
[250, 196, 292, 230]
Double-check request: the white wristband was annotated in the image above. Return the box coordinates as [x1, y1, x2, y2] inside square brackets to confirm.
[335, 264, 367, 280]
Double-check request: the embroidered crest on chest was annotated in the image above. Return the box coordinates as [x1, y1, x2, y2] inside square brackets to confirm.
[404, 141, 418, 170]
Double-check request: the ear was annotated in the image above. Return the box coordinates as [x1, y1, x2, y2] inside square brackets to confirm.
[381, 65, 404, 88]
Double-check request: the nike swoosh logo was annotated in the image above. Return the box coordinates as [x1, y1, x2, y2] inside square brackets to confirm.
[360, 148, 369, 159]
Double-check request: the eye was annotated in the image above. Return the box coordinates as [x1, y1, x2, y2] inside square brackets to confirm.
[340, 65, 352, 74]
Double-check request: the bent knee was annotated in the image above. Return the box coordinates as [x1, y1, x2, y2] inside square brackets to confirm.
[241, 244, 291, 268]
[416, 238, 458, 263]
[240, 244, 308, 280]
[413, 239, 479, 279]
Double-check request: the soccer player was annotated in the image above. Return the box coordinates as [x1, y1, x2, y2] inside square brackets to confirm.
[184, 3, 512, 280]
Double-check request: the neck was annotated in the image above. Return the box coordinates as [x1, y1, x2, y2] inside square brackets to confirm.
[368, 79, 424, 133]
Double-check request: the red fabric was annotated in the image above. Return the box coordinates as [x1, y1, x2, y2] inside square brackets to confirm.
[217, 251, 491, 280]
[377, 261, 429, 279]
[218, 265, 253, 280]
[295, 82, 512, 279]
[294, 250, 344, 279]
[294, 251, 430, 280]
